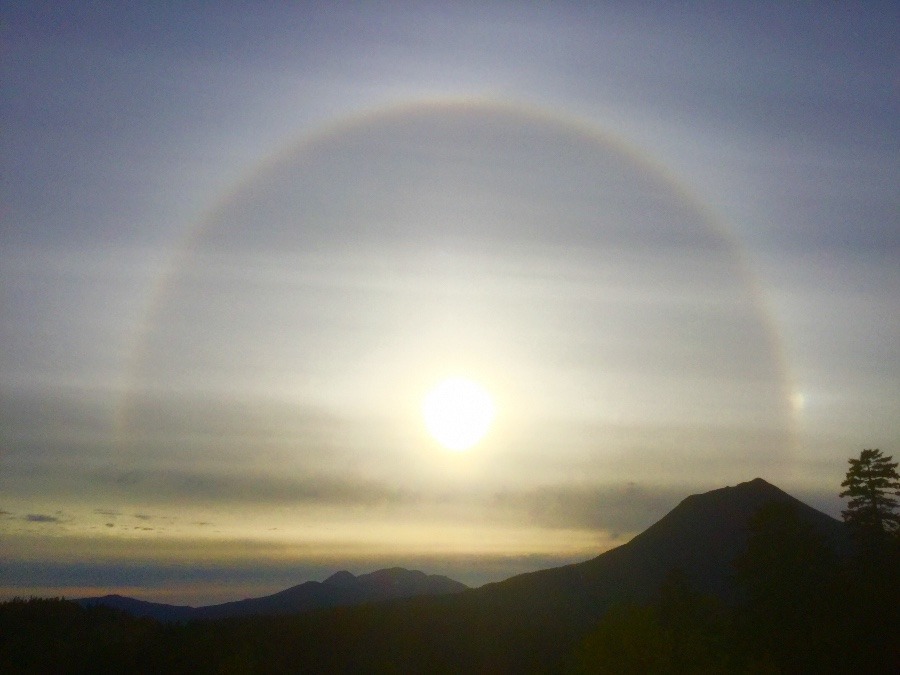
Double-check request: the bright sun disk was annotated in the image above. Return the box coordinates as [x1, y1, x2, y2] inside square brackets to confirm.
[422, 377, 496, 451]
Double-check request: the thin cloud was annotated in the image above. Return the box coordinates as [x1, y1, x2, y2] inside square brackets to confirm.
[488, 483, 689, 533]
[25, 513, 62, 523]
[93, 467, 413, 508]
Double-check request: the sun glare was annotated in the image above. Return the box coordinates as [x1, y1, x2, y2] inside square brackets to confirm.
[422, 377, 496, 451]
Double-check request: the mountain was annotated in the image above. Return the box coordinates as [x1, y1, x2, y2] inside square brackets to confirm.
[252, 478, 851, 672]
[77, 567, 467, 622]
[498, 476, 848, 607]
[74, 593, 195, 623]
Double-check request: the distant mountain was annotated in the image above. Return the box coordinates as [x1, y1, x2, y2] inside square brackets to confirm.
[77, 567, 467, 622]
[75, 593, 195, 623]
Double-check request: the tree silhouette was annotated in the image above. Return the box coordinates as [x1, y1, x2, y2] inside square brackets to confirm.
[840, 448, 900, 546]
[839, 449, 900, 673]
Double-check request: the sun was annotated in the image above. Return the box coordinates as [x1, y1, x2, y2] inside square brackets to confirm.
[422, 377, 496, 451]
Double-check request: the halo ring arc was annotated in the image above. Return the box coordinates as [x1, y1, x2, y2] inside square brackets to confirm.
[119, 97, 796, 478]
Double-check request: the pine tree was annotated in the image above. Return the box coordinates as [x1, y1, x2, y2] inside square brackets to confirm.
[839, 449, 900, 673]
[840, 448, 900, 543]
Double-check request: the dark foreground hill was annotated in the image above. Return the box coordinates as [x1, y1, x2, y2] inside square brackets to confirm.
[77, 567, 467, 622]
[496, 476, 849, 609]
[6, 478, 895, 673]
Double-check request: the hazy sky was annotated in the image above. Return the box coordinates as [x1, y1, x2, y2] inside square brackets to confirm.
[2, 2, 898, 604]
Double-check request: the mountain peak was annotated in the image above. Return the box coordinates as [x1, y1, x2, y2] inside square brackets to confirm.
[735, 477, 784, 493]
[672, 477, 791, 513]
[585, 477, 848, 597]
[323, 570, 356, 586]
[362, 567, 425, 583]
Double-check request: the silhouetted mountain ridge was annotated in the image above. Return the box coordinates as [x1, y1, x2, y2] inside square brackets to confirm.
[78, 567, 467, 622]
[78, 479, 848, 642]
[376, 479, 833, 666]
[272, 477, 849, 672]
[608, 476, 849, 596]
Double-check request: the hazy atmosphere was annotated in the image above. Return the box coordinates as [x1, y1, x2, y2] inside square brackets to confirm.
[2, 2, 898, 605]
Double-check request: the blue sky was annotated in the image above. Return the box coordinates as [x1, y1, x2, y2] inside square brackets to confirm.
[1, 2, 898, 604]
